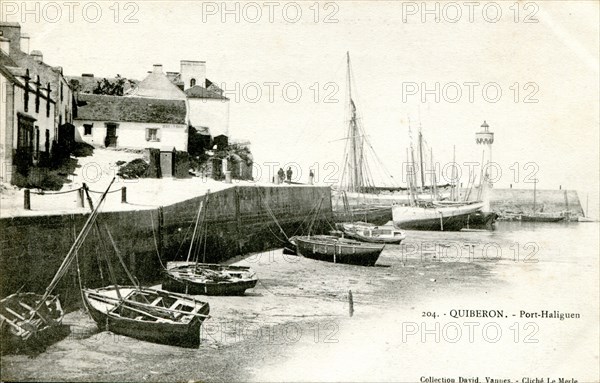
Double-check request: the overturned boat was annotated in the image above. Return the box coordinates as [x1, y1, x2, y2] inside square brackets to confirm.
[163, 262, 257, 296]
[335, 222, 406, 244]
[290, 235, 384, 266]
[82, 286, 210, 348]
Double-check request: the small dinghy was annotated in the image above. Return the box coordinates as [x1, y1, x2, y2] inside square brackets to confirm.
[82, 286, 210, 348]
[163, 262, 258, 296]
[290, 235, 384, 266]
[335, 222, 406, 244]
[0, 293, 67, 354]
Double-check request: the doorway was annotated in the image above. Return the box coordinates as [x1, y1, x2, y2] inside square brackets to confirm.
[105, 123, 118, 147]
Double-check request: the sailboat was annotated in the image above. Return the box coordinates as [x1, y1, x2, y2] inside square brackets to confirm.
[162, 194, 258, 296]
[392, 128, 485, 231]
[265, 194, 385, 266]
[578, 194, 596, 222]
[332, 52, 412, 225]
[0, 180, 115, 354]
[334, 221, 406, 244]
[520, 179, 565, 222]
[76, 182, 211, 348]
[82, 286, 210, 348]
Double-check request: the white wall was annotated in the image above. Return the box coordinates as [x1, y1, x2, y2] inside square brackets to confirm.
[74, 120, 188, 151]
[187, 98, 229, 137]
[9, 83, 56, 158]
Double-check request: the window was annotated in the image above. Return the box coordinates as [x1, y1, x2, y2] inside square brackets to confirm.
[145, 128, 160, 142]
[84, 124, 93, 136]
[190, 78, 196, 87]
[60, 83, 64, 102]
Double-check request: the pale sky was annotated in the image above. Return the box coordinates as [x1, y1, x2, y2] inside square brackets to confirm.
[4, 1, 599, 213]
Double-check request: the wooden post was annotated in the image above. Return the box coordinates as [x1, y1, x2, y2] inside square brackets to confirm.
[121, 187, 127, 203]
[235, 187, 243, 254]
[24, 189, 31, 210]
[348, 290, 354, 317]
[158, 206, 164, 261]
[77, 188, 84, 207]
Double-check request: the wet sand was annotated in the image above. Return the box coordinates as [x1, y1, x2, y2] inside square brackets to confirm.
[2, 223, 598, 382]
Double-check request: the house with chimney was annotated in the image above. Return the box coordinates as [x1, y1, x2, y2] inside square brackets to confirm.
[73, 64, 188, 151]
[0, 28, 57, 183]
[166, 60, 230, 140]
[0, 23, 74, 145]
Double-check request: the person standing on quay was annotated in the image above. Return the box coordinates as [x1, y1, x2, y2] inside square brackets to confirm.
[286, 167, 293, 183]
[278, 168, 285, 184]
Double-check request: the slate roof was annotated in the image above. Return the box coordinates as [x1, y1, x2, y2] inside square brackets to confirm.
[75, 93, 186, 124]
[8, 50, 64, 87]
[0, 49, 18, 67]
[184, 85, 228, 100]
[127, 71, 187, 100]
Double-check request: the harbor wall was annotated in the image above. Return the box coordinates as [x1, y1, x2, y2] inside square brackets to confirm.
[0, 186, 332, 303]
[488, 188, 583, 216]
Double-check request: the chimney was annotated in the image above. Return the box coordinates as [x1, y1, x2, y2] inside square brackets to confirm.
[0, 22, 22, 55]
[153, 64, 163, 74]
[20, 33, 30, 54]
[30, 49, 43, 62]
[0, 37, 9, 56]
[180, 60, 206, 90]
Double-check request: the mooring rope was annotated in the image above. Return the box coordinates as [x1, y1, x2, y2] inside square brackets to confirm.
[30, 188, 80, 195]
[87, 188, 121, 194]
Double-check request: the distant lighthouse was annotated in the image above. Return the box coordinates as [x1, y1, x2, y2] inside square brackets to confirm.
[476, 120, 494, 165]
[475, 120, 494, 210]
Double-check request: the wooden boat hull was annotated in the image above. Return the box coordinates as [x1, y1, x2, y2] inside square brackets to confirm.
[333, 206, 392, 226]
[392, 202, 484, 231]
[520, 215, 565, 222]
[336, 222, 407, 244]
[82, 286, 209, 348]
[342, 230, 405, 244]
[0, 293, 68, 354]
[465, 211, 499, 231]
[293, 235, 384, 266]
[162, 263, 258, 296]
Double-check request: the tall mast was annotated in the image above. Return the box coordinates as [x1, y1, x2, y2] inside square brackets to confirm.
[347, 51, 362, 193]
[418, 127, 425, 192]
[533, 179, 537, 213]
[452, 145, 457, 201]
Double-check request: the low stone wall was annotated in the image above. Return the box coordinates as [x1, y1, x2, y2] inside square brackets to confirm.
[0, 185, 332, 305]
